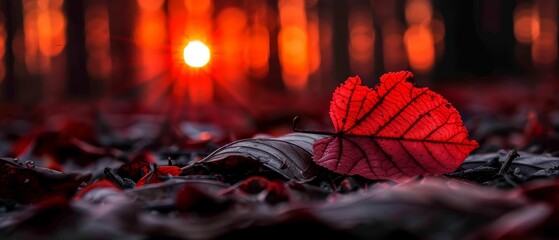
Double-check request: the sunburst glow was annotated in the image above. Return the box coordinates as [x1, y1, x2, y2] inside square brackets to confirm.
[183, 40, 211, 68]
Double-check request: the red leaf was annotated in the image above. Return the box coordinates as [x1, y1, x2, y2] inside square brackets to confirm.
[523, 111, 546, 145]
[314, 71, 478, 180]
[135, 166, 181, 187]
[117, 151, 156, 181]
[74, 179, 121, 200]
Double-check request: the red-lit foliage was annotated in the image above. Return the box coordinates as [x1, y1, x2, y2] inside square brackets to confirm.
[314, 71, 478, 180]
[135, 165, 181, 187]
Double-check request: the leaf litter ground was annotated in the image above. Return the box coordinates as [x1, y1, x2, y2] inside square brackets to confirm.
[0, 74, 558, 239]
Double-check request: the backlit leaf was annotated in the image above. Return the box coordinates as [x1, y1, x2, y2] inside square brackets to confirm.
[314, 71, 478, 180]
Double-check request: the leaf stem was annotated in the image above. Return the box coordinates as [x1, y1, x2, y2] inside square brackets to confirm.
[292, 116, 338, 136]
[498, 149, 519, 175]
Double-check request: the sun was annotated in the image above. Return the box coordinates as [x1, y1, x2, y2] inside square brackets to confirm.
[183, 40, 211, 68]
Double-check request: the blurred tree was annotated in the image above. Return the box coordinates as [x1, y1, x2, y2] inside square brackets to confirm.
[65, 0, 90, 99]
[1, 0, 22, 101]
[332, 0, 350, 84]
[434, 0, 518, 81]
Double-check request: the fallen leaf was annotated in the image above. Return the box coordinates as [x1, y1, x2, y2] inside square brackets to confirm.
[524, 111, 546, 144]
[312, 177, 538, 239]
[460, 150, 559, 175]
[176, 185, 231, 215]
[74, 179, 121, 201]
[136, 166, 181, 187]
[314, 71, 478, 180]
[128, 179, 229, 205]
[195, 133, 327, 183]
[220, 176, 289, 204]
[10, 131, 118, 170]
[117, 151, 156, 181]
[0, 158, 91, 203]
